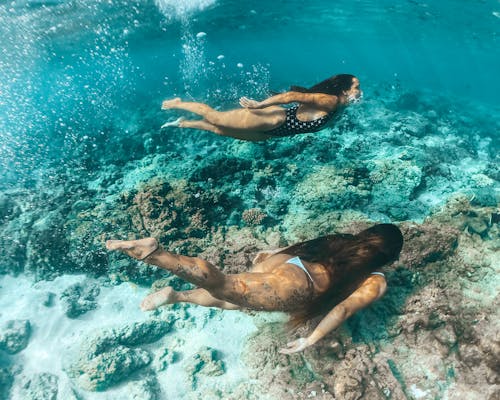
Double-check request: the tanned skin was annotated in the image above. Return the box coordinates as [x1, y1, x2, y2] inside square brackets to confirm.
[159, 78, 362, 141]
[105, 233, 386, 354]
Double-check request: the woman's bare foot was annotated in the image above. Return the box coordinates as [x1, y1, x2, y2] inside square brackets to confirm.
[105, 238, 159, 261]
[140, 286, 176, 311]
[160, 117, 185, 129]
[161, 98, 181, 110]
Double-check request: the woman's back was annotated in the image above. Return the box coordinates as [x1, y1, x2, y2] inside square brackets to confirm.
[282, 224, 404, 321]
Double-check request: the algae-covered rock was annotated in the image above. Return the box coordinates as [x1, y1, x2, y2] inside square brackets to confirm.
[185, 346, 225, 389]
[67, 319, 172, 391]
[241, 322, 318, 398]
[74, 345, 151, 391]
[127, 179, 235, 242]
[293, 165, 370, 212]
[20, 372, 59, 400]
[369, 158, 423, 219]
[0, 192, 21, 222]
[60, 280, 101, 318]
[81, 319, 173, 358]
[0, 367, 14, 400]
[431, 193, 499, 239]
[25, 207, 76, 280]
[398, 221, 459, 269]
[190, 156, 252, 184]
[111, 319, 173, 347]
[0, 191, 32, 275]
[153, 346, 180, 371]
[126, 374, 160, 400]
[0, 319, 31, 354]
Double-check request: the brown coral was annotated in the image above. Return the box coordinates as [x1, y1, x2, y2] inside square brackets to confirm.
[242, 208, 267, 226]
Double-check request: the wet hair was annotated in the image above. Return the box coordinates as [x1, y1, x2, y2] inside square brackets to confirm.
[284, 224, 403, 328]
[290, 74, 356, 96]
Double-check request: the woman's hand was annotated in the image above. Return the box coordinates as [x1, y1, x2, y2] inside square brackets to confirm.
[279, 337, 310, 354]
[239, 96, 262, 109]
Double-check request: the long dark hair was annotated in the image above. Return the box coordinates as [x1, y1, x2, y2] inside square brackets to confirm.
[290, 74, 356, 96]
[284, 224, 403, 327]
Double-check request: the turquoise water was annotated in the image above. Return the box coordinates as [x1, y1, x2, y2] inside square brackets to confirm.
[0, 1, 499, 399]
[1, 0, 499, 187]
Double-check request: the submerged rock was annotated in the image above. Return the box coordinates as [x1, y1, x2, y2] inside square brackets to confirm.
[66, 319, 172, 391]
[60, 281, 101, 318]
[398, 221, 459, 269]
[185, 346, 225, 389]
[0, 193, 21, 222]
[25, 207, 76, 280]
[126, 374, 160, 400]
[0, 367, 14, 400]
[153, 346, 180, 371]
[369, 158, 423, 220]
[293, 165, 370, 212]
[74, 345, 151, 391]
[0, 319, 31, 354]
[241, 322, 318, 399]
[80, 319, 173, 357]
[20, 373, 58, 400]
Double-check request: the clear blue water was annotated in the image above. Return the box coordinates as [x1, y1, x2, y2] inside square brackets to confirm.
[1, 2, 499, 399]
[1, 0, 499, 188]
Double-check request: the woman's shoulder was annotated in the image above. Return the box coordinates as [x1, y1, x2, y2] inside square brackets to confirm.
[311, 93, 339, 110]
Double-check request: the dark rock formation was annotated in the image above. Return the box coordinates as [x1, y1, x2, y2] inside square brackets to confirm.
[0, 319, 31, 354]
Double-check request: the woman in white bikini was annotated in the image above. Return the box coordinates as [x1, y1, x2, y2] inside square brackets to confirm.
[106, 224, 403, 354]
[161, 74, 362, 141]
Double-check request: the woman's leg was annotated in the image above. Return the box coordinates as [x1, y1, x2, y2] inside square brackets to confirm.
[162, 98, 213, 117]
[178, 119, 273, 141]
[106, 238, 225, 289]
[162, 98, 285, 131]
[140, 286, 240, 311]
[106, 238, 311, 311]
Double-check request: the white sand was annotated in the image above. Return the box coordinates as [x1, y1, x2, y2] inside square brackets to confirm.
[0, 273, 275, 399]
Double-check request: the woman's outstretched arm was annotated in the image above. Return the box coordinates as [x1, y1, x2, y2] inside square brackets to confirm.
[240, 91, 337, 111]
[279, 274, 387, 354]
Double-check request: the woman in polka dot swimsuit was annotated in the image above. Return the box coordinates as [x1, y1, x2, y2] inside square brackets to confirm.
[161, 74, 362, 141]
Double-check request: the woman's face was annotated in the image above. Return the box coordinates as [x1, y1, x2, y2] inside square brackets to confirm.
[344, 78, 363, 103]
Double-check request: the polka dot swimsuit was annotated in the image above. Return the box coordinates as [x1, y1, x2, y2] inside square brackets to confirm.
[265, 105, 335, 137]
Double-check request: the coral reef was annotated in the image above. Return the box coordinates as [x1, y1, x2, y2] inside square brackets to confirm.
[1, 88, 497, 283]
[242, 208, 267, 226]
[0, 85, 498, 399]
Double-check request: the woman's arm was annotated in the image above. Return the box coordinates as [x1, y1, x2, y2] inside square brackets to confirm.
[240, 91, 337, 111]
[279, 274, 387, 354]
